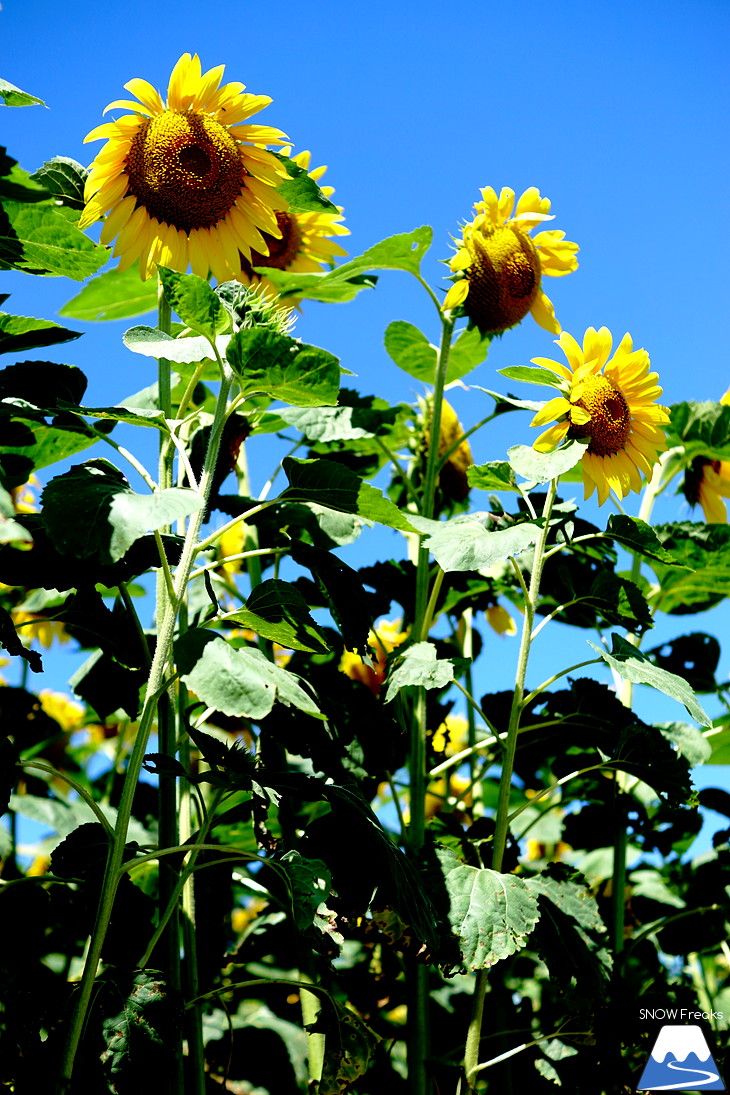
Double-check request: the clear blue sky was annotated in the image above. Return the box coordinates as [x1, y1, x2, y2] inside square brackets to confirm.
[2, 0, 730, 843]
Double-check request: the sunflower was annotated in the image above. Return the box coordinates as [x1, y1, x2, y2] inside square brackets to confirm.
[340, 618, 409, 697]
[682, 388, 730, 522]
[238, 148, 349, 295]
[80, 53, 289, 282]
[443, 187, 579, 335]
[530, 327, 670, 505]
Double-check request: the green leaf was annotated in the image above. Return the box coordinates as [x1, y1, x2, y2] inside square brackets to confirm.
[0, 200, 109, 279]
[256, 268, 377, 304]
[175, 628, 322, 719]
[0, 148, 49, 202]
[650, 522, 730, 614]
[0, 79, 45, 107]
[229, 578, 330, 653]
[272, 152, 339, 214]
[447, 325, 491, 379]
[0, 415, 98, 479]
[227, 328, 340, 406]
[157, 267, 229, 340]
[384, 641, 465, 702]
[289, 540, 373, 655]
[42, 460, 203, 564]
[0, 311, 80, 355]
[279, 400, 402, 444]
[409, 513, 540, 572]
[101, 971, 181, 1083]
[281, 457, 415, 532]
[668, 400, 730, 461]
[588, 633, 712, 727]
[498, 364, 565, 390]
[60, 264, 158, 322]
[606, 514, 684, 566]
[659, 721, 713, 766]
[254, 226, 432, 302]
[123, 325, 228, 364]
[0, 359, 87, 405]
[384, 320, 436, 381]
[630, 869, 685, 909]
[467, 461, 519, 493]
[523, 873, 607, 934]
[29, 157, 87, 210]
[0, 485, 32, 544]
[508, 439, 588, 483]
[437, 847, 540, 970]
[279, 849, 333, 931]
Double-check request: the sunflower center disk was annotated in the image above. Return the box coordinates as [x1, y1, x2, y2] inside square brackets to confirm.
[250, 212, 302, 270]
[462, 226, 541, 334]
[569, 375, 632, 457]
[124, 111, 245, 232]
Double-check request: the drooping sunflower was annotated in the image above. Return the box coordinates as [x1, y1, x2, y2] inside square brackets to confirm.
[682, 388, 730, 522]
[80, 53, 289, 282]
[443, 187, 579, 335]
[238, 147, 349, 296]
[530, 326, 670, 505]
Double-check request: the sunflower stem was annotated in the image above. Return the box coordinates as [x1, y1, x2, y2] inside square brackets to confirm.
[155, 283, 183, 1095]
[462, 478, 557, 1090]
[57, 355, 234, 1093]
[406, 313, 454, 1095]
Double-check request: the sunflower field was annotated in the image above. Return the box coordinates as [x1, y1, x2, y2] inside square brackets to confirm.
[1, 48, 730, 1095]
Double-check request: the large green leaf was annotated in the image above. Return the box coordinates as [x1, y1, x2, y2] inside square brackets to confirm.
[281, 457, 415, 532]
[508, 439, 588, 483]
[668, 400, 730, 461]
[123, 325, 228, 364]
[0, 416, 98, 482]
[523, 872, 607, 934]
[467, 461, 519, 493]
[100, 970, 181, 1085]
[255, 226, 432, 302]
[0, 148, 48, 203]
[384, 641, 466, 702]
[278, 849, 333, 931]
[589, 633, 712, 727]
[228, 578, 330, 653]
[384, 321, 436, 381]
[498, 364, 564, 390]
[447, 326, 491, 379]
[272, 152, 339, 214]
[0, 200, 109, 279]
[437, 847, 540, 970]
[0, 310, 80, 355]
[409, 513, 540, 572]
[29, 157, 87, 210]
[0, 79, 45, 107]
[42, 460, 203, 564]
[157, 267, 230, 340]
[650, 522, 730, 613]
[175, 628, 322, 719]
[606, 514, 685, 566]
[60, 265, 158, 322]
[227, 327, 340, 407]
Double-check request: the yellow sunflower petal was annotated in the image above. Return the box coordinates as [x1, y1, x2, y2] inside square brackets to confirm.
[530, 289, 560, 335]
[529, 397, 572, 428]
[443, 279, 470, 311]
[533, 422, 570, 452]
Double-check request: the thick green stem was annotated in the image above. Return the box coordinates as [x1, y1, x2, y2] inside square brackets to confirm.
[57, 360, 234, 1093]
[462, 479, 558, 1089]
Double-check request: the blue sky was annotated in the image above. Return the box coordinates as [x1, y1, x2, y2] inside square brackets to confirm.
[2, 1, 730, 843]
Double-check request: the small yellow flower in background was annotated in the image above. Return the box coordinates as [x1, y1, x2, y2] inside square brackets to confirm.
[431, 713, 469, 757]
[443, 186, 578, 335]
[683, 389, 730, 523]
[340, 619, 409, 697]
[11, 474, 41, 514]
[12, 611, 70, 650]
[238, 147, 349, 297]
[38, 691, 85, 732]
[217, 522, 247, 582]
[530, 326, 670, 505]
[486, 603, 517, 636]
[80, 53, 289, 282]
[429, 399, 473, 503]
[425, 773, 472, 818]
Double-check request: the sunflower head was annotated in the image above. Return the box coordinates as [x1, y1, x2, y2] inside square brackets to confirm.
[529, 326, 670, 505]
[80, 53, 289, 282]
[681, 388, 730, 522]
[443, 187, 579, 335]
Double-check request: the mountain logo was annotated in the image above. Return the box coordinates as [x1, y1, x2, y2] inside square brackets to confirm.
[637, 1024, 725, 1090]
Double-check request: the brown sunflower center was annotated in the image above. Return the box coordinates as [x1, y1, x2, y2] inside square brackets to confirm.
[124, 110, 245, 232]
[462, 225, 541, 334]
[569, 375, 632, 457]
[249, 212, 302, 270]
